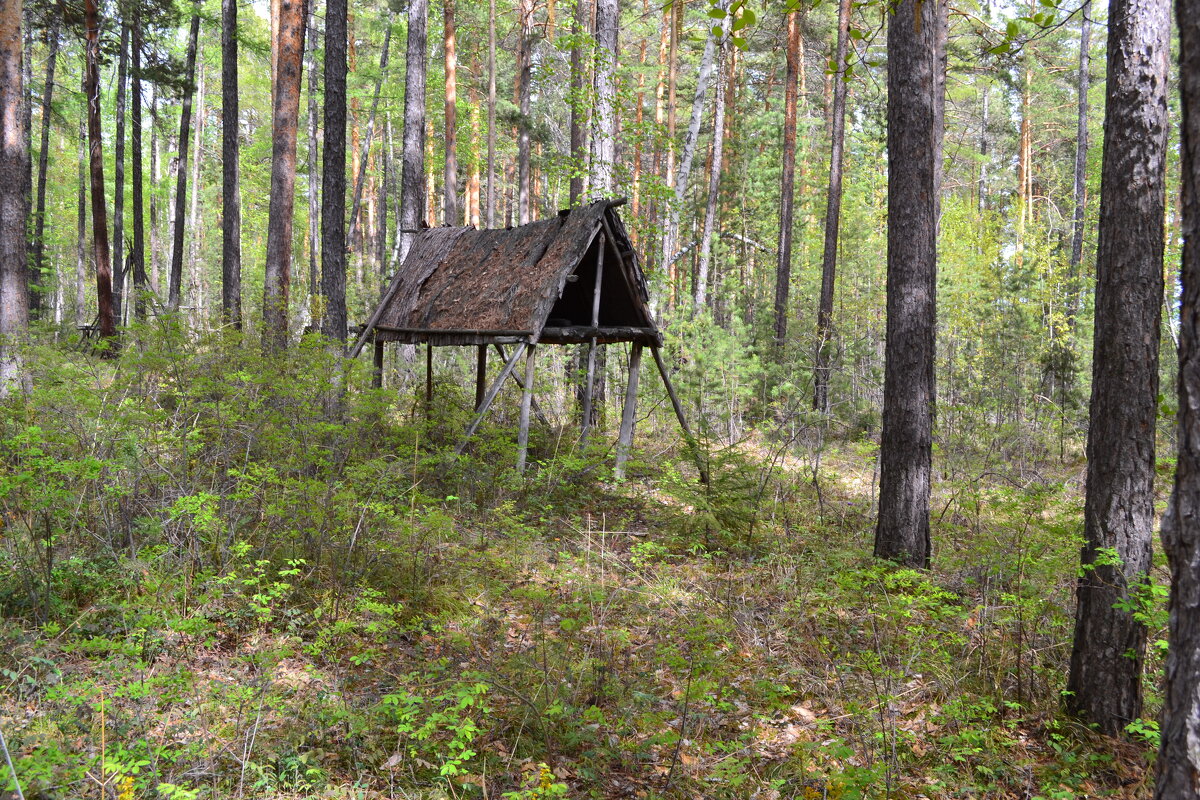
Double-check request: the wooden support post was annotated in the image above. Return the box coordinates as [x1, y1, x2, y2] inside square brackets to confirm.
[373, 339, 384, 389]
[650, 344, 710, 484]
[475, 345, 487, 410]
[494, 344, 551, 428]
[615, 342, 643, 480]
[581, 233, 606, 439]
[455, 342, 527, 453]
[516, 344, 538, 472]
[425, 343, 434, 417]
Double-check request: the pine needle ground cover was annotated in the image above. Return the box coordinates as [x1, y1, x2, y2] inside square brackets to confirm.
[0, 331, 1163, 799]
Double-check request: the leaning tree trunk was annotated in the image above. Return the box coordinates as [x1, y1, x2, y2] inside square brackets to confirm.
[84, 0, 115, 339]
[873, 0, 945, 568]
[321, 0, 347, 341]
[222, 0, 242, 327]
[0, 0, 28, 395]
[813, 0, 851, 413]
[262, 0, 307, 351]
[1157, 3, 1200, 793]
[1066, 0, 1091, 328]
[168, 5, 200, 313]
[1066, 0, 1169, 736]
[131, 22, 146, 319]
[30, 18, 55, 318]
[112, 23, 128, 323]
[395, 0, 427, 265]
[773, 6, 801, 350]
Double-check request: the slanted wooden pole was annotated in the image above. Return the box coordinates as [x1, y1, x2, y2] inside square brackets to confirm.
[456, 341, 527, 453]
[425, 343, 434, 416]
[373, 339, 384, 388]
[650, 344, 709, 484]
[581, 233, 606, 439]
[615, 342, 643, 479]
[475, 344, 487, 410]
[516, 344, 538, 472]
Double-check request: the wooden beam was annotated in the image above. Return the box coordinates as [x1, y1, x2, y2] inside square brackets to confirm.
[581, 232, 606, 439]
[475, 345, 487, 410]
[425, 343, 434, 417]
[650, 344, 709, 484]
[516, 344, 538, 472]
[615, 342, 643, 480]
[373, 339, 385, 389]
[455, 342, 527, 454]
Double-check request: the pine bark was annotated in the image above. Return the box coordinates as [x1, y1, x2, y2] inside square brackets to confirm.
[590, 0, 617, 194]
[321, 0, 348, 341]
[813, 0, 851, 412]
[773, 8, 801, 348]
[305, 0, 319, 300]
[0, 0, 28, 394]
[1157, 4, 1200, 792]
[112, 23, 128, 323]
[873, 0, 945, 568]
[396, 0, 427, 263]
[1067, 0, 1169, 735]
[263, 0, 307, 350]
[486, 0, 495, 226]
[83, 0, 114, 339]
[30, 18, 54, 317]
[222, 0, 242, 327]
[75, 112, 86, 326]
[168, 6, 200, 312]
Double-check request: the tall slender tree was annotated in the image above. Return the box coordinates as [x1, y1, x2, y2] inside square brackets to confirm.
[486, 0, 495, 226]
[168, 4, 200, 312]
[263, 0, 307, 350]
[0, 0, 27, 394]
[322, 0, 347, 341]
[1067, 0, 1170, 735]
[1157, 3, 1200, 793]
[873, 0, 946, 567]
[396, 0, 427, 263]
[695, 17, 729, 309]
[222, 0, 242, 327]
[590, 0, 617, 193]
[347, 16, 391, 245]
[773, 5, 801, 349]
[516, 0, 534, 224]
[569, 0, 586, 204]
[83, 0, 114, 339]
[112, 23, 128, 322]
[30, 17, 55, 317]
[131, 20, 146, 319]
[813, 0, 851, 412]
[1067, 0, 1091, 326]
[443, 0, 457, 224]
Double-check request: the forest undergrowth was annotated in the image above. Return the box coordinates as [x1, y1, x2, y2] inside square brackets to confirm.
[0, 325, 1167, 799]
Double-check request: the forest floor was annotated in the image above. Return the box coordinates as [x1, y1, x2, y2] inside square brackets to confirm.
[0, 333, 1164, 799]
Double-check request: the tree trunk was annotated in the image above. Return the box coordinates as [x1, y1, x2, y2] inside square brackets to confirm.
[486, 0, 496, 226]
[348, 16, 391, 247]
[305, 0, 319, 303]
[223, 0, 242, 327]
[661, 25, 721, 278]
[694, 24, 728, 310]
[1157, 5, 1200, 793]
[263, 0, 307, 350]
[590, 0, 617, 194]
[0, 0, 28, 394]
[76, 112, 86, 326]
[320, 0, 347, 341]
[396, 0, 427, 264]
[84, 0, 114, 339]
[873, 0, 945, 568]
[112, 23, 128, 324]
[30, 18, 54, 318]
[443, 0, 457, 224]
[131, 21, 146, 319]
[1067, 0, 1169, 735]
[150, 87, 161, 296]
[168, 5, 200, 313]
[773, 7, 801, 348]
[568, 0, 586, 205]
[1066, 0, 1091, 327]
[813, 0, 851, 412]
[188, 66, 205, 329]
[516, 0, 534, 224]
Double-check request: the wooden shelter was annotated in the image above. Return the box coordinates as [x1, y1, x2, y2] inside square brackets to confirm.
[350, 198, 700, 476]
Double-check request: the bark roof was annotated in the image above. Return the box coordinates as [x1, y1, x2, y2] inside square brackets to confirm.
[368, 199, 653, 340]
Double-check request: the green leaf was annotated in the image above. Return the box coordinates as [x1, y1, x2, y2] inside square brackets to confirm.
[1005, 19, 1019, 38]
[707, 7, 727, 17]
[741, 7, 756, 25]
[711, 24, 723, 36]
[988, 42, 1010, 54]
[849, 27, 864, 39]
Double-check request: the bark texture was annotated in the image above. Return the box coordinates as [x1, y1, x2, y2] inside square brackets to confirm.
[30, 17, 54, 317]
[773, 8, 800, 349]
[168, 7, 200, 312]
[222, 0, 242, 327]
[1158, 3, 1200, 792]
[131, 22, 146, 319]
[263, 0, 307, 350]
[443, 0, 457, 224]
[590, 0, 617, 194]
[112, 23, 128, 322]
[322, 0, 348, 341]
[0, 0, 27, 394]
[84, 0, 114, 339]
[397, 0, 427, 264]
[1067, 0, 1169, 735]
[873, 0, 946, 568]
